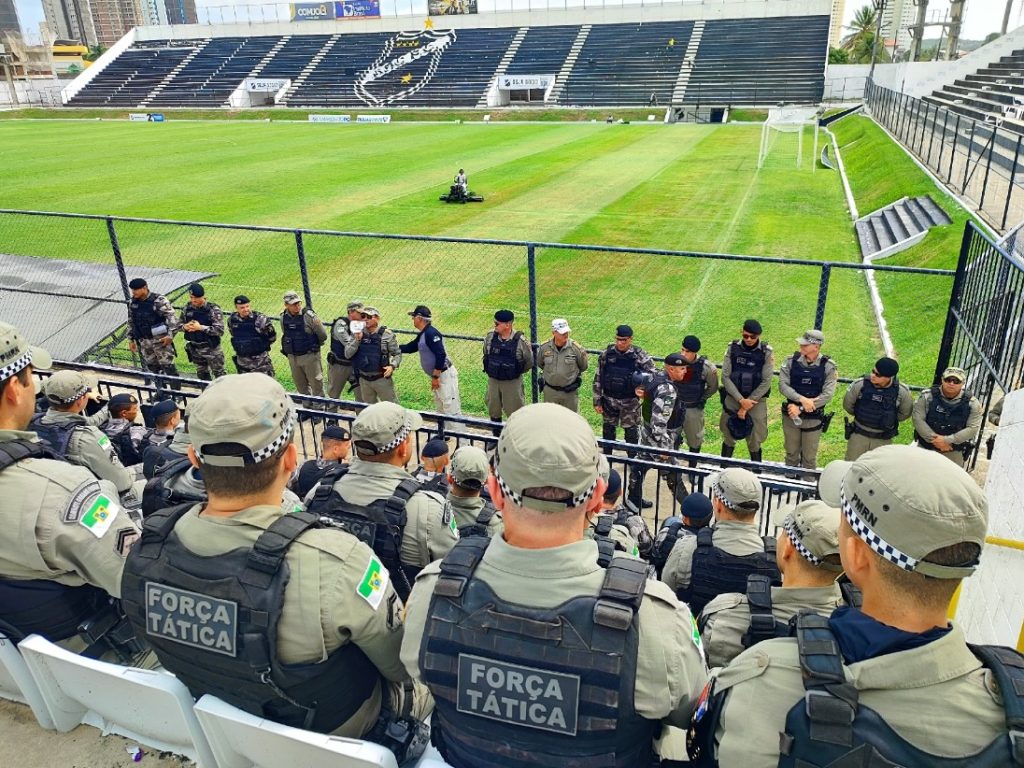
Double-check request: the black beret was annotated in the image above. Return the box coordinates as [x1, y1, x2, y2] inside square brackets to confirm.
[664, 352, 686, 366]
[109, 393, 138, 408]
[421, 438, 449, 458]
[408, 305, 432, 319]
[682, 492, 713, 522]
[494, 309, 514, 323]
[189, 283, 205, 297]
[682, 335, 701, 352]
[616, 324, 634, 338]
[875, 357, 899, 377]
[743, 319, 762, 335]
[322, 425, 350, 441]
[151, 399, 179, 418]
[128, 278, 147, 290]
[234, 295, 250, 305]
[605, 468, 622, 498]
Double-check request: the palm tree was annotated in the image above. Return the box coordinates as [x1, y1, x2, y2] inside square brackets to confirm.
[841, 5, 891, 64]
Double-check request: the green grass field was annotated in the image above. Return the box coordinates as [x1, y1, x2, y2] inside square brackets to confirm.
[0, 114, 968, 463]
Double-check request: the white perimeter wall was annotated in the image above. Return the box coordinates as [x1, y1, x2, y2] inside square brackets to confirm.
[957, 388, 1024, 648]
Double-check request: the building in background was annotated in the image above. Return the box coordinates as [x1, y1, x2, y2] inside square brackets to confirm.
[140, 0, 195, 26]
[828, 0, 845, 48]
[0, 0, 21, 38]
[41, 0, 152, 47]
[880, 0, 917, 56]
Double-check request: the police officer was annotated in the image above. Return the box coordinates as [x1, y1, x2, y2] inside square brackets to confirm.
[228, 295, 276, 377]
[400, 305, 461, 415]
[720, 319, 773, 462]
[33, 371, 143, 509]
[444, 445, 502, 538]
[413, 438, 449, 496]
[178, 283, 226, 381]
[628, 352, 692, 510]
[327, 301, 363, 405]
[660, 468, 779, 615]
[690, 446, 1010, 767]
[483, 309, 534, 428]
[595, 467, 654, 561]
[779, 329, 838, 470]
[538, 318, 588, 413]
[141, 399, 182, 479]
[305, 401, 458, 600]
[281, 290, 327, 397]
[649, 492, 714, 579]
[121, 374, 430, 744]
[842, 356, 912, 460]
[698, 500, 847, 669]
[289, 424, 351, 500]
[399, 403, 708, 767]
[0, 322, 143, 650]
[100, 392, 148, 468]
[345, 307, 401, 405]
[593, 324, 656, 455]
[912, 366, 983, 467]
[127, 277, 179, 389]
[675, 335, 718, 455]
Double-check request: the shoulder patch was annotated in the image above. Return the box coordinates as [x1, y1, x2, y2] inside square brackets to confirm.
[97, 434, 111, 448]
[357, 555, 389, 610]
[691, 614, 705, 658]
[114, 527, 140, 557]
[62, 480, 103, 524]
[79, 492, 120, 538]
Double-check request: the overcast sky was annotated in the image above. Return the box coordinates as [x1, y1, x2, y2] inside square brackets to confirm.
[843, 0, 1010, 40]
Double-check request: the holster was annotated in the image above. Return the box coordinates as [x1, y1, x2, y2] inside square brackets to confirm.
[184, 344, 196, 364]
[844, 417, 854, 440]
[326, 351, 337, 365]
[367, 682, 428, 765]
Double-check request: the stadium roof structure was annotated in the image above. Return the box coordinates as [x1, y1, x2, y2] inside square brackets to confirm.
[0, 253, 214, 362]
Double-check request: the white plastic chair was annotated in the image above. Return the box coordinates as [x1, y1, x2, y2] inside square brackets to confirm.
[0, 631, 55, 729]
[18, 634, 216, 767]
[193, 694, 400, 768]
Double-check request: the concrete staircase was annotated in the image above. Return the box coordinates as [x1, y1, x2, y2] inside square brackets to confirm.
[139, 39, 210, 107]
[855, 196, 952, 260]
[671, 20, 704, 104]
[925, 48, 1024, 135]
[547, 25, 591, 103]
[281, 34, 341, 105]
[476, 26, 529, 107]
[248, 35, 292, 79]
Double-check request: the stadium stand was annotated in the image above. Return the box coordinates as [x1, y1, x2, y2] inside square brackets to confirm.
[65, 16, 829, 109]
[925, 48, 1024, 132]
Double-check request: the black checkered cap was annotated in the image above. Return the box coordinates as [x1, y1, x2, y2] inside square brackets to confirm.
[841, 494, 918, 572]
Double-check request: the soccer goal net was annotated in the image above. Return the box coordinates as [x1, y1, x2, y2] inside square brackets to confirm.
[758, 107, 820, 170]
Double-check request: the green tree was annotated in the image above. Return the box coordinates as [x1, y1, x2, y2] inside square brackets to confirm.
[983, 32, 1000, 45]
[841, 5, 891, 64]
[83, 45, 106, 62]
[829, 46, 850, 64]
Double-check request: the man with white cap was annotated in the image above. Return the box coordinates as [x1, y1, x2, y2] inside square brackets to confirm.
[698, 500, 850, 669]
[445, 445, 502, 538]
[280, 290, 327, 397]
[537, 317, 588, 413]
[688, 445, 1015, 767]
[121, 374, 430, 748]
[779, 329, 838, 470]
[912, 365, 983, 467]
[401, 403, 708, 767]
[32, 370, 143, 508]
[305, 401, 457, 600]
[0, 322, 143, 650]
[660, 467, 780, 615]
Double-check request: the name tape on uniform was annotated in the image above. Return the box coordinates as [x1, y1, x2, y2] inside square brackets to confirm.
[456, 654, 580, 736]
[145, 582, 238, 657]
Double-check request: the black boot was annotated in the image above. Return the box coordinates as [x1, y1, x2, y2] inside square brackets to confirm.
[623, 426, 640, 459]
[601, 424, 617, 455]
[626, 467, 646, 511]
[750, 450, 763, 463]
[491, 417, 502, 438]
[721, 444, 735, 458]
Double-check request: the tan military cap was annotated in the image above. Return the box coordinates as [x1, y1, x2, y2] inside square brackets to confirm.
[818, 445, 987, 579]
[797, 329, 825, 346]
[282, 290, 301, 305]
[43, 370, 91, 405]
[450, 445, 490, 488]
[709, 468, 762, 513]
[352, 401, 422, 454]
[0, 321, 52, 381]
[781, 500, 842, 571]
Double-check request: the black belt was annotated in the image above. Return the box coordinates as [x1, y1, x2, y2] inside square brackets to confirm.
[546, 379, 581, 393]
[359, 371, 384, 382]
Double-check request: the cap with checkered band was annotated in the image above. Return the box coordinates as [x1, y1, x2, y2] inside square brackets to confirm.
[42, 370, 92, 405]
[351, 401, 423, 455]
[708, 468, 762, 514]
[0, 322, 52, 382]
[774, 500, 842, 572]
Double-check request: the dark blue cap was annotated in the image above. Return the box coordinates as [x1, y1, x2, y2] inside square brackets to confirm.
[615, 325, 633, 338]
[494, 309, 514, 323]
[682, 335, 701, 352]
[234, 295, 250, 305]
[323, 425, 350, 441]
[109, 393, 138, 407]
[151, 399, 179, 418]
[682, 492, 713, 522]
[421, 438, 449, 458]
[128, 278, 147, 290]
[604, 468, 622, 498]
[189, 283, 205, 297]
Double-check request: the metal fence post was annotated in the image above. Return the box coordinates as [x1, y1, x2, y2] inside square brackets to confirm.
[105, 217, 130, 302]
[814, 264, 831, 330]
[962, 122, 977, 194]
[1003, 135, 1023, 231]
[949, 115, 960, 184]
[527, 243, 539, 403]
[933, 224, 975, 385]
[926, 104, 937, 164]
[978, 125, 996, 211]
[294, 230, 313, 309]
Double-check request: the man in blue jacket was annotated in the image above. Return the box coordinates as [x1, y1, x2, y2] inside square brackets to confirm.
[400, 305, 461, 415]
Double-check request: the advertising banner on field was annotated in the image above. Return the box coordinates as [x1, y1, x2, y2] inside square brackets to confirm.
[498, 74, 553, 90]
[309, 114, 352, 122]
[428, 0, 477, 15]
[335, 0, 380, 18]
[244, 78, 288, 92]
[356, 114, 391, 123]
[290, 2, 335, 21]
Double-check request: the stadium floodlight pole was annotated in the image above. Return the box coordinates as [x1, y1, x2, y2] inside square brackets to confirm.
[869, 0, 887, 79]
[1004, 0, 1014, 34]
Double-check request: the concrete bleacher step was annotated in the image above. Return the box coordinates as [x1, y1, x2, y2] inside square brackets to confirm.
[477, 26, 529, 107]
[547, 24, 591, 103]
[248, 35, 292, 79]
[139, 39, 210, 107]
[282, 34, 342, 103]
[855, 195, 952, 261]
[671, 19, 704, 103]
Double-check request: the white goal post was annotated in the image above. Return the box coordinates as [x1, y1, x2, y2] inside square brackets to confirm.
[758, 107, 820, 171]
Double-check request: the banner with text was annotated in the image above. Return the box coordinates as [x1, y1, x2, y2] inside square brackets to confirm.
[290, 2, 335, 20]
[428, 0, 477, 15]
[498, 74, 554, 90]
[336, 0, 380, 18]
[309, 114, 352, 122]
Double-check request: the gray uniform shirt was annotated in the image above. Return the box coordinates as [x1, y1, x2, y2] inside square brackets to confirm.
[842, 377, 913, 432]
[446, 494, 504, 537]
[38, 409, 136, 494]
[661, 521, 768, 594]
[778, 353, 838, 421]
[537, 338, 589, 388]
[912, 388, 983, 445]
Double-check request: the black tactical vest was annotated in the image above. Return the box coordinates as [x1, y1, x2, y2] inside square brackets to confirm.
[103, 421, 143, 467]
[142, 436, 178, 480]
[485, 332, 524, 381]
[0, 439, 110, 643]
[788, 354, 830, 399]
[305, 469, 421, 600]
[121, 504, 379, 732]
[853, 377, 901, 437]
[456, 500, 499, 538]
[679, 528, 781, 616]
[181, 303, 220, 346]
[353, 328, 388, 375]
[330, 317, 350, 360]
[728, 341, 768, 398]
[281, 310, 319, 356]
[28, 415, 76, 459]
[292, 458, 338, 500]
[229, 313, 271, 357]
[141, 456, 206, 517]
[601, 346, 639, 399]
[677, 358, 708, 405]
[923, 386, 973, 435]
[641, 374, 686, 430]
[130, 294, 163, 340]
[419, 537, 657, 768]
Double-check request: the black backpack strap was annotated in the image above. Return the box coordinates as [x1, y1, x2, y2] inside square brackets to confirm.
[593, 514, 617, 568]
[794, 612, 859, 748]
[134, 502, 195, 559]
[242, 510, 322, 590]
[475, 502, 497, 527]
[384, 478, 421, 526]
[305, 463, 350, 514]
[838, 576, 863, 609]
[697, 526, 715, 551]
[154, 455, 192, 479]
[762, 535, 777, 556]
[434, 536, 491, 599]
[969, 645, 1024, 765]
[743, 574, 780, 649]
[0, 439, 53, 469]
[592, 556, 648, 651]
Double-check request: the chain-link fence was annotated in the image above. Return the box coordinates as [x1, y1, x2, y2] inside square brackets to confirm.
[866, 80, 1024, 235]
